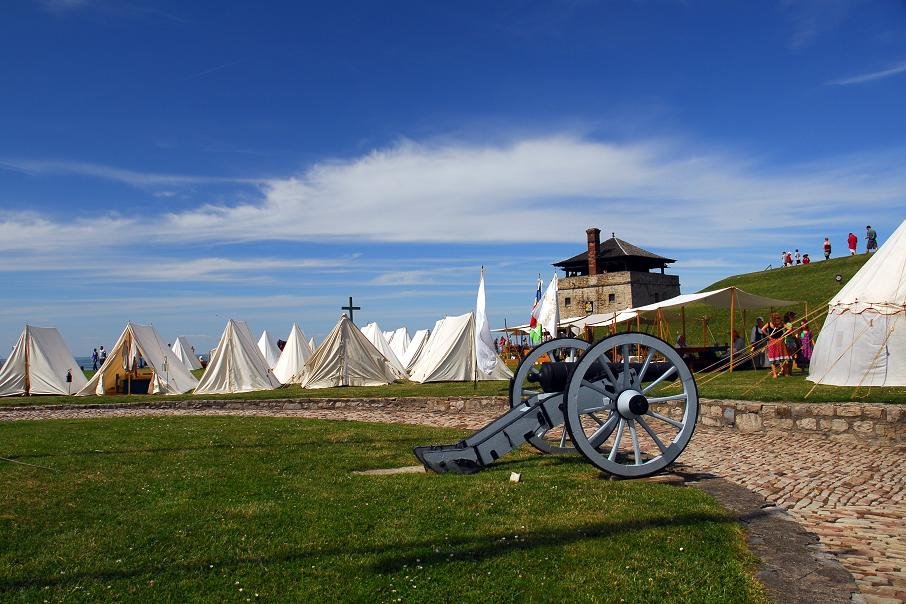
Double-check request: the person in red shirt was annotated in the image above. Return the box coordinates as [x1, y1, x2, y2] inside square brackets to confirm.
[802, 253, 810, 264]
[848, 232, 858, 255]
[823, 237, 831, 260]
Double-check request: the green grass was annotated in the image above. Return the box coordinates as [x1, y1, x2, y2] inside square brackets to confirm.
[0, 416, 767, 602]
[0, 380, 511, 408]
[690, 370, 906, 404]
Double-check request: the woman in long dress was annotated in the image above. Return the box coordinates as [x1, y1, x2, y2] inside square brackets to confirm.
[761, 312, 790, 378]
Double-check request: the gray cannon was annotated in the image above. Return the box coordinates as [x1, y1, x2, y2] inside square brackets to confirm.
[414, 333, 699, 478]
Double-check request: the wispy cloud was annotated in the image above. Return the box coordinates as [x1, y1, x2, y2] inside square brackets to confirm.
[0, 158, 261, 188]
[181, 59, 243, 82]
[826, 60, 906, 85]
[36, 0, 92, 12]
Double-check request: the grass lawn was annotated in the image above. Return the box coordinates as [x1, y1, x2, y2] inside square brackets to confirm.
[0, 417, 767, 602]
[0, 380, 511, 408]
[690, 369, 906, 404]
[5, 371, 905, 408]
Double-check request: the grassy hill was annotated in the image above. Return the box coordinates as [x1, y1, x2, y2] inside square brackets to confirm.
[604, 254, 871, 348]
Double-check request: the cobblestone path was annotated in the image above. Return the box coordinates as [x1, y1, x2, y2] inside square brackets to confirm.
[2, 405, 903, 602]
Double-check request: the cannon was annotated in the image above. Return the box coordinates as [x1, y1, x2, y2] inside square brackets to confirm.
[413, 333, 699, 478]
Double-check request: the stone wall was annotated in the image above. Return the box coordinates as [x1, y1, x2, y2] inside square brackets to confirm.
[4, 396, 903, 445]
[698, 400, 905, 445]
[558, 271, 680, 319]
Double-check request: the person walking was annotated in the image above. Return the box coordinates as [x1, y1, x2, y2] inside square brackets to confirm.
[794, 249, 801, 265]
[91, 348, 99, 371]
[99, 346, 107, 365]
[848, 232, 858, 255]
[785, 251, 793, 267]
[823, 237, 832, 260]
[866, 225, 878, 253]
[780, 251, 786, 268]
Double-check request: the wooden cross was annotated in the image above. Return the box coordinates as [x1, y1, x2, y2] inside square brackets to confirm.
[342, 296, 361, 323]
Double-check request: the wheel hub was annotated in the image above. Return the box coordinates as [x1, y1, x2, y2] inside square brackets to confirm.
[616, 389, 648, 419]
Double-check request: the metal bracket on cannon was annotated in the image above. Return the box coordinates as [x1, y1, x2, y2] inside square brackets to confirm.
[414, 334, 699, 479]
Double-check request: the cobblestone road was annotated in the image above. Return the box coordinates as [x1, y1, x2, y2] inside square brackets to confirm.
[1, 405, 903, 602]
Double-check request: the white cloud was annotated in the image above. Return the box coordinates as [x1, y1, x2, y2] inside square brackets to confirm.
[1, 134, 904, 258]
[826, 60, 906, 86]
[160, 135, 905, 250]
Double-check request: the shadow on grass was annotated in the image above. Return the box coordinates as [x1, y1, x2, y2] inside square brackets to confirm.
[0, 512, 732, 592]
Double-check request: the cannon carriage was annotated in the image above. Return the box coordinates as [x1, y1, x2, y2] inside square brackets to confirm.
[414, 333, 699, 478]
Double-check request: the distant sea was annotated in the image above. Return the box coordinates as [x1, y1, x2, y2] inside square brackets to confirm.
[0, 356, 94, 369]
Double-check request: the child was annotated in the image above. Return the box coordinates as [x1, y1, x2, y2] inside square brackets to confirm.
[797, 321, 812, 373]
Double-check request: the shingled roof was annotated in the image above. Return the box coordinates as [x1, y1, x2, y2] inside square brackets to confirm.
[554, 236, 676, 268]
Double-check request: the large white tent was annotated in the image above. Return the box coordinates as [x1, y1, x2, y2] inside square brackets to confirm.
[809, 219, 906, 386]
[403, 328, 430, 371]
[171, 336, 202, 371]
[196, 320, 281, 394]
[387, 327, 411, 362]
[409, 312, 513, 383]
[78, 323, 198, 396]
[258, 330, 281, 369]
[272, 323, 312, 384]
[0, 326, 88, 396]
[360, 322, 408, 379]
[301, 315, 399, 389]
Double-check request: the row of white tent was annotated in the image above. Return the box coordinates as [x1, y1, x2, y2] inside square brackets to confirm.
[0, 311, 512, 397]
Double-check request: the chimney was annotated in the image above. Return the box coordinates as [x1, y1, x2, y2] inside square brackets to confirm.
[586, 227, 601, 276]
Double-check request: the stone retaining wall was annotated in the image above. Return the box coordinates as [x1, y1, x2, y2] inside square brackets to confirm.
[700, 400, 906, 445]
[3, 396, 903, 445]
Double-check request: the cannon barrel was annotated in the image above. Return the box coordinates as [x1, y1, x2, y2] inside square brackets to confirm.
[531, 360, 676, 393]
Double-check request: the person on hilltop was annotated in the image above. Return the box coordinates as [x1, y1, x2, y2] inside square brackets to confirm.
[91, 348, 99, 371]
[848, 232, 858, 255]
[802, 253, 810, 264]
[784, 251, 793, 267]
[823, 237, 832, 260]
[866, 225, 878, 253]
[794, 249, 801, 265]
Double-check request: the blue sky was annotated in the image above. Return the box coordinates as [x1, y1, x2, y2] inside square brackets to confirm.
[1, 0, 905, 356]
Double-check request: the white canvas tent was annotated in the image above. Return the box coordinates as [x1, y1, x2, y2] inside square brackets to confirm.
[809, 219, 906, 386]
[409, 313, 513, 383]
[272, 323, 312, 384]
[301, 315, 399, 388]
[258, 330, 281, 369]
[196, 320, 282, 394]
[387, 327, 411, 361]
[171, 336, 202, 371]
[0, 326, 88, 396]
[403, 328, 430, 371]
[307, 337, 316, 353]
[360, 322, 408, 379]
[78, 323, 198, 396]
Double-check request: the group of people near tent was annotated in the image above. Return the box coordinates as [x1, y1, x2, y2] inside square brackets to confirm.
[0, 311, 513, 397]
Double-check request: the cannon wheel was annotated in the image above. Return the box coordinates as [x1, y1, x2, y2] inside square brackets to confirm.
[509, 337, 590, 454]
[563, 332, 698, 478]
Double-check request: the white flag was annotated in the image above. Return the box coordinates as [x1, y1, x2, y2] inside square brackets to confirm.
[536, 273, 560, 339]
[475, 268, 498, 375]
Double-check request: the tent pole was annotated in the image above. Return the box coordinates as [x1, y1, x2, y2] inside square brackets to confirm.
[730, 287, 736, 372]
[23, 326, 30, 396]
[681, 306, 686, 345]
